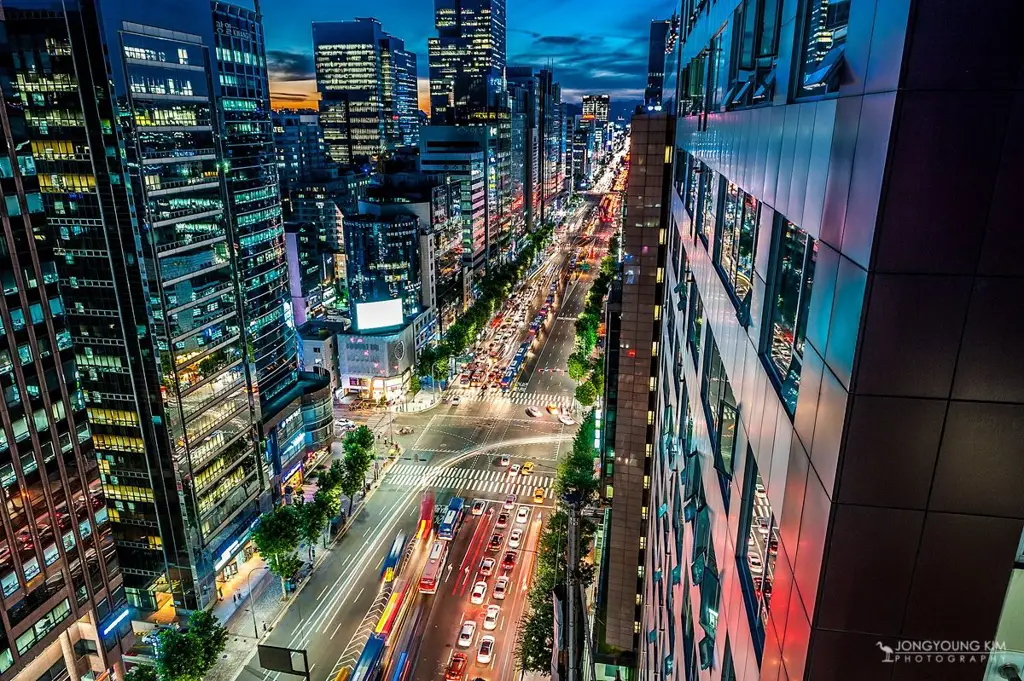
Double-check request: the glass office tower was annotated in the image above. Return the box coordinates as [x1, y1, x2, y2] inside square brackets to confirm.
[0, 14, 132, 679]
[1, 0, 296, 614]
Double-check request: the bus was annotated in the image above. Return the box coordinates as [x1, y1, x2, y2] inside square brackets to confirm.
[437, 497, 464, 540]
[418, 540, 448, 594]
[349, 633, 386, 681]
[375, 583, 408, 638]
[416, 492, 435, 540]
[381, 533, 406, 583]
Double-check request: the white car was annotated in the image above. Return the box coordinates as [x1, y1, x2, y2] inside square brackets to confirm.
[525, 406, 541, 417]
[499, 454, 510, 467]
[457, 621, 477, 648]
[483, 605, 500, 631]
[450, 396, 461, 406]
[471, 500, 486, 516]
[558, 414, 575, 426]
[471, 581, 488, 605]
[477, 636, 495, 665]
[508, 528, 524, 548]
[507, 464, 520, 478]
[515, 506, 530, 524]
[504, 494, 516, 510]
[493, 576, 509, 600]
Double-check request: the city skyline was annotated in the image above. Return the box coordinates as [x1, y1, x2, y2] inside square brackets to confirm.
[261, 0, 679, 110]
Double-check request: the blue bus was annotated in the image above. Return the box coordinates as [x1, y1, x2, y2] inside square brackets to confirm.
[381, 532, 406, 583]
[437, 497, 465, 540]
[350, 633, 386, 681]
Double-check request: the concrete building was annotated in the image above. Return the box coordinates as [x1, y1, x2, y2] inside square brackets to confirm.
[631, 1, 1024, 681]
[273, 110, 329, 198]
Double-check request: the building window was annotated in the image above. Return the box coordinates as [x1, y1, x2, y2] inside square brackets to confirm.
[686, 283, 703, 365]
[685, 158, 701, 220]
[796, 0, 850, 97]
[736, 448, 778, 663]
[715, 181, 759, 323]
[700, 330, 738, 508]
[725, 0, 782, 109]
[696, 167, 719, 248]
[763, 218, 816, 415]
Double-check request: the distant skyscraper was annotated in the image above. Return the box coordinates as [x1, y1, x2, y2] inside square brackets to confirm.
[428, 0, 508, 124]
[313, 18, 419, 164]
[645, 20, 671, 109]
[582, 94, 610, 122]
[273, 111, 330, 196]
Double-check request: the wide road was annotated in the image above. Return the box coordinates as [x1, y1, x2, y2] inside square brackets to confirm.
[236, 160, 626, 681]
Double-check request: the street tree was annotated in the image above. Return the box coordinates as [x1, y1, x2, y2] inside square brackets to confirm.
[155, 628, 205, 681]
[566, 351, 590, 382]
[574, 381, 597, 407]
[185, 610, 228, 672]
[124, 666, 158, 681]
[340, 456, 364, 515]
[349, 425, 375, 452]
[408, 374, 421, 396]
[515, 601, 554, 673]
[296, 497, 330, 559]
[251, 503, 302, 595]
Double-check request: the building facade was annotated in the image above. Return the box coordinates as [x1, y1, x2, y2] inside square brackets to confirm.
[313, 18, 419, 165]
[634, 1, 1024, 681]
[272, 110, 329, 198]
[0, 14, 133, 678]
[427, 0, 507, 125]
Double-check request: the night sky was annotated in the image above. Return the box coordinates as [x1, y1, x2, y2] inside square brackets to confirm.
[260, 0, 679, 113]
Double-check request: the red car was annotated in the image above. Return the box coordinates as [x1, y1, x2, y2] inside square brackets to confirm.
[501, 550, 518, 572]
[487, 534, 504, 552]
[445, 653, 467, 681]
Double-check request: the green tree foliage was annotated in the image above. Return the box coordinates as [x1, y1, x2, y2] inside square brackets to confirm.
[251, 504, 302, 593]
[566, 351, 590, 382]
[124, 666, 158, 681]
[574, 381, 597, 407]
[296, 497, 330, 557]
[340, 456, 365, 515]
[415, 225, 555, 378]
[184, 610, 228, 672]
[408, 374, 421, 396]
[515, 599, 554, 672]
[155, 629, 205, 681]
[349, 425, 375, 453]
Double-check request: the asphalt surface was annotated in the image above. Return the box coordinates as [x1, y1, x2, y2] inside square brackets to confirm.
[236, 160, 625, 681]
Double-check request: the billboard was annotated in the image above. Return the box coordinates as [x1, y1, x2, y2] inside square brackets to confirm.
[355, 299, 404, 332]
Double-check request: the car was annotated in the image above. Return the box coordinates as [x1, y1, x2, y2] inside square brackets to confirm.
[451, 396, 461, 406]
[504, 494, 516, 509]
[477, 636, 495, 664]
[558, 414, 575, 426]
[458, 621, 477, 648]
[507, 464, 520, 477]
[525, 406, 541, 417]
[487, 534, 503, 552]
[479, 557, 496, 576]
[495, 512, 509, 529]
[493, 576, 509, 600]
[501, 551, 518, 571]
[508, 528, 524, 548]
[471, 581, 488, 604]
[445, 654, 468, 681]
[533, 487, 546, 504]
[520, 461, 534, 475]
[515, 506, 530, 524]
[546, 404, 560, 414]
[471, 500, 487, 516]
[484, 604, 500, 631]
[499, 454, 510, 467]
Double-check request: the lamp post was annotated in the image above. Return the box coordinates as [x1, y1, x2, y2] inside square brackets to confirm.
[245, 566, 269, 638]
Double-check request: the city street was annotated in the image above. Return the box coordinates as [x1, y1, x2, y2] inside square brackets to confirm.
[232, 159, 624, 681]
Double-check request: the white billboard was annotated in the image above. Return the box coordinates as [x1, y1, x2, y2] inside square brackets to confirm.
[355, 299, 404, 331]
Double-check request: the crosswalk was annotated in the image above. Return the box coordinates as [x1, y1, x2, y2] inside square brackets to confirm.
[451, 390, 575, 408]
[384, 462, 554, 500]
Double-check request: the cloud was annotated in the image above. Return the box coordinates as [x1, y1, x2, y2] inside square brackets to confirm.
[536, 35, 584, 46]
[508, 28, 543, 39]
[266, 49, 315, 82]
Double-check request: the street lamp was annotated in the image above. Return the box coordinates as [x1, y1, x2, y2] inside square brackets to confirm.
[245, 566, 269, 638]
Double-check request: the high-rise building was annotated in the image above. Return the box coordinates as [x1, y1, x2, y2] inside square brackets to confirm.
[2, 0, 299, 615]
[507, 68, 541, 232]
[273, 110, 330, 201]
[644, 20, 671, 110]
[582, 94, 610, 122]
[625, 1, 1024, 680]
[343, 214, 423, 324]
[313, 18, 419, 164]
[537, 69, 565, 222]
[427, 0, 507, 125]
[0, 15, 133, 678]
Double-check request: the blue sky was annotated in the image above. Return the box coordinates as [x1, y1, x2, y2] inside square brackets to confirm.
[260, 0, 678, 110]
